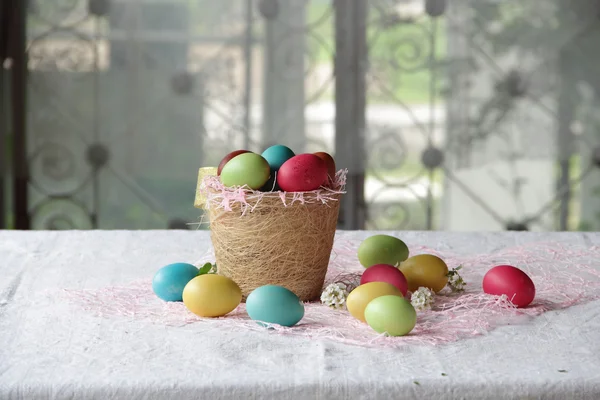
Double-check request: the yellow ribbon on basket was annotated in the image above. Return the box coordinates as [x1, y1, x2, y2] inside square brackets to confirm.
[194, 167, 218, 209]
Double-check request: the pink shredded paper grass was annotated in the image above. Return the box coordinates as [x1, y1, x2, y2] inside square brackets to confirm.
[202, 169, 347, 215]
[61, 240, 600, 348]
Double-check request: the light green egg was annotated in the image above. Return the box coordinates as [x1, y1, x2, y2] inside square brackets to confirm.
[220, 153, 271, 190]
[357, 235, 409, 268]
[364, 295, 417, 337]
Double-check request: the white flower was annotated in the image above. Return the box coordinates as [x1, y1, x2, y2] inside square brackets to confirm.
[447, 265, 466, 293]
[321, 283, 348, 310]
[411, 287, 435, 311]
[448, 272, 465, 292]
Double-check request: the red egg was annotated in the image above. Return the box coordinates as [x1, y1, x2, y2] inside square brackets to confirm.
[360, 264, 408, 296]
[277, 154, 328, 192]
[217, 150, 251, 175]
[313, 152, 336, 187]
[482, 265, 535, 308]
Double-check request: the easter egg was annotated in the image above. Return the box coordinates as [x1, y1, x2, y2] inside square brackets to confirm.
[217, 149, 251, 175]
[360, 264, 408, 296]
[346, 282, 402, 322]
[364, 295, 417, 336]
[220, 153, 271, 190]
[277, 154, 328, 192]
[313, 151, 336, 186]
[246, 285, 305, 327]
[357, 235, 409, 268]
[400, 254, 449, 293]
[262, 145, 295, 170]
[483, 265, 535, 308]
[152, 262, 199, 302]
[182, 274, 242, 317]
[260, 145, 295, 192]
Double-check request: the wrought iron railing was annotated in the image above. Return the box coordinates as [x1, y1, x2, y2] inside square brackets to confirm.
[2, 0, 600, 231]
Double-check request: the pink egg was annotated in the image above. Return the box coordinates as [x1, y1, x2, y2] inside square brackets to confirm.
[482, 265, 535, 308]
[277, 154, 328, 192]
[360, 264, 408, 296]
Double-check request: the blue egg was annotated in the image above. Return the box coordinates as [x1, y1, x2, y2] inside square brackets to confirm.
[261, 145, 295, 171]
[260, 145, 295, 192]
[246, 285, 305, 327]
[152, 263, 199, 302]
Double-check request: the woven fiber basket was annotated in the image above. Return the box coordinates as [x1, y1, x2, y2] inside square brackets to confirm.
[196, 169, 346, 302]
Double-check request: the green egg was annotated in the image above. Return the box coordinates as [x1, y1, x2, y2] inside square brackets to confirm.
[357, 234, 409, 268]
[364, 295, 417, 337]
[220, 153, 271, 190]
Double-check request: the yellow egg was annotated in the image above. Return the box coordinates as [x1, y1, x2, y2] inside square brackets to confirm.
[346, 282, 402, 322]
[182, 274, 242, 317]
[400, 254, 449, 293]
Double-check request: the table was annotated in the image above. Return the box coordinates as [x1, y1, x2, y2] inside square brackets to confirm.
[1, 230, 599, 400]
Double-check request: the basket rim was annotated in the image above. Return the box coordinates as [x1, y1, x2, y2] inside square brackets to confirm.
[200, 169, 347, 213]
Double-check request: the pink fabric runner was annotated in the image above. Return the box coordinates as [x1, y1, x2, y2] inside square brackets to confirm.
[60, 240, 600, 348]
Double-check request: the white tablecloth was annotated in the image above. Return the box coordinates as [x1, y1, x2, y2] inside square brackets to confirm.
[1, 230, 599, 400]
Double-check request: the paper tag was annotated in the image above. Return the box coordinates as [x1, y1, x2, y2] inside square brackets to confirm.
[194, 167, 218, 209]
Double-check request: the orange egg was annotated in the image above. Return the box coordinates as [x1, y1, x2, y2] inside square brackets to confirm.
[313, 152, 336, 186]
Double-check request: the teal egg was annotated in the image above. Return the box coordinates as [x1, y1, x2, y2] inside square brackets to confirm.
[152, 262, 199, 302]
[260, 145, 295, 192]
[261, 145, 295, 171]
[246, 285, 305, 327]
[220, 153, 271, 190]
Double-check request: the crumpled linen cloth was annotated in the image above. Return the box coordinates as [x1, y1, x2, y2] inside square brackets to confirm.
[1, 230, 599, 400]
